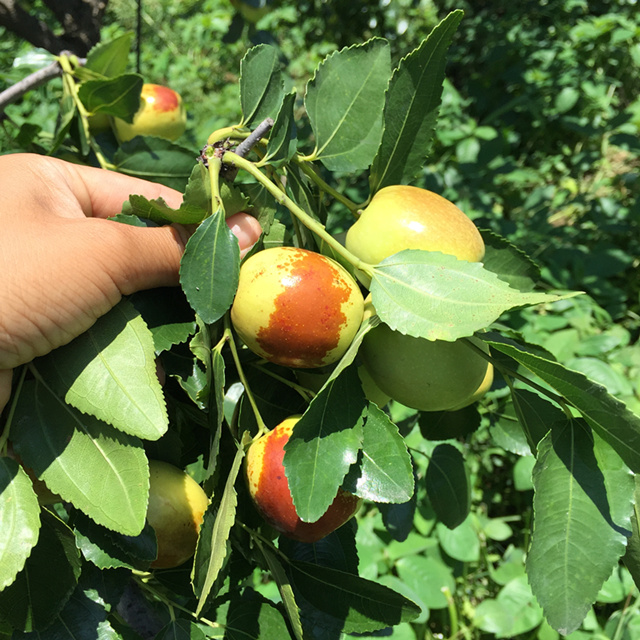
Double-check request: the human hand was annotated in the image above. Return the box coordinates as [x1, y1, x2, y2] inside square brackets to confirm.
[0, 154, 262, 414]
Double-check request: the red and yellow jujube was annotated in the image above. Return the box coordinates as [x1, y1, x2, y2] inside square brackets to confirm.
[231, 247, 364, 368]
[245, 416, 362, 542]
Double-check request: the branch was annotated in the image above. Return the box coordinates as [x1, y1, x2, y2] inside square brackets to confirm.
[0, 0, 69, 54]
[0, 55, 86, 115]
[0, 0, 108, 55]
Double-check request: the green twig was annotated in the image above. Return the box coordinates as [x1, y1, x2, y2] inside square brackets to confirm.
[221, 151, 374, 277]
[294, 157, 360, 215]
[223, 316, 267, 436]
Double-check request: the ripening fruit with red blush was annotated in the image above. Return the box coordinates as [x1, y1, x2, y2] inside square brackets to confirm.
[230, 247, 365, 368]
[112, 83, 187, 143]
[245, 416, 362, 543]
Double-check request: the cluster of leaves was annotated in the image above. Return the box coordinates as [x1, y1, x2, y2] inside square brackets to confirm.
[1, 3, 640, 640]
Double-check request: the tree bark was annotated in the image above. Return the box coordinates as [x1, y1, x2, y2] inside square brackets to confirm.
[0, 0, 108, 56]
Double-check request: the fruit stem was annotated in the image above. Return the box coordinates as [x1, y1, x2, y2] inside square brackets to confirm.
[223, 316, 267, 436]
[221, 151, 374, 277]
[57, 53, 116, 171]
[294, 157, 360, 215]
[0, 366, 27, 455]
[206, 125, 247, 146]
[250, 363, 315, 403]
[207, 155, 224, 215]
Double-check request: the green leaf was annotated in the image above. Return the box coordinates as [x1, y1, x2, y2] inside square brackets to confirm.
[395, 556, 456, 610]
[180, 209, 240, 324]
[287, 560, 421, 633]
[285, 363, 367, 523]
[526, 422, 634, 635]
[240, 44, 284, 127]
[12, 380, 149, 535]
[511, 388, 564, 453]
[114, 137, 195, 191]
[37, 299, 168, 441]
[370, 250, 573, 341]
[436, 516, 480, 562]
[369, 11, 463, 191]
[85, 32, 134, 77]
[225, 591, 295, 640]
[157, 619, 207, 640]
[193, 445, 244, 616]
[481, 228, 541, 292]
[73, 512, 157, 570]
[475, 576, 544, 638]
[486, 335, 640, 473]
[0, 511, 81, 632]
[622, 475, 640, 590]
[425, 444, 471, 529]
[343, 403, 414, 503]
[78, 74, 143, 119]
[264, 90, 298, 166]
[305, 38, 391, 172]
[0, 458, 40, 591]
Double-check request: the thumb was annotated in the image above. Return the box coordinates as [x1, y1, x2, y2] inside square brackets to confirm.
[77, 211, 262, 296]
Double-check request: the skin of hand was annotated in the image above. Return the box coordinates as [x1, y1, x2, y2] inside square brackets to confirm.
[0, 153, 263, 415]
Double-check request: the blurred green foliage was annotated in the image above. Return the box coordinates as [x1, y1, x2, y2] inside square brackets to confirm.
[1, 1, 640, 637]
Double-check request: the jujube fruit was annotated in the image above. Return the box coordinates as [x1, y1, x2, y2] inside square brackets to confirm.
[112, 83, 187, 143]
[230, 247, 365, 368]
[360, 298, 492, 412]
[146, 460, 209, 569]
[346, 185, 485, 265]
[245, 416, 362, 542]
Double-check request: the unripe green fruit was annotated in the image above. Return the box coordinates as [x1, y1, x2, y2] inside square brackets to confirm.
[231, 247, 365, 368]
[146, 460, 209, 569]
[230, 0, 270, 23]
[245, 416, 362, 542]
[360, 300, 492, 412]
[346, 185, 485, 265]
[112, 83, 187, 143]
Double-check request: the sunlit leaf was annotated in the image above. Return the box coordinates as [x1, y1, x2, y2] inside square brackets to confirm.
[0, 512, 81, 632]
[180, 209, 241, 324]
[78, 74, 143, 119]
[481, 228, 541, 292]
[114, 137, 195, 191]
[264, 90, 297, 166]
[305, 38, 391, 172]
[193, 446, 243, 616]
[0, 458, 40, 590]
[13, 380, 149, 535]
[370, 10, 463, 191]
[486, 334, 640, 473]
[370, 250, 574, 341]
[240, 44, 284, 127]
[343, 403, 414, 503]
[526, 422, 634, 635]
[37, 299, 168, 441]
[85, 32, 134, 77]
[285, 364, 367, 523]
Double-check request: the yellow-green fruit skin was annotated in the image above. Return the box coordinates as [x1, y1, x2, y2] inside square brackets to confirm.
[361, 328, 492, 412]
[112, 83, 187, 143]
[448, 363, 494, 411]
[346, 185, 485, 264]
[230, 247, 365, 368]
[146, 460, 209, 569]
